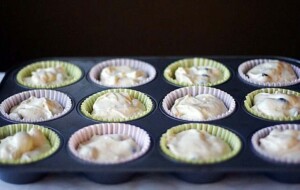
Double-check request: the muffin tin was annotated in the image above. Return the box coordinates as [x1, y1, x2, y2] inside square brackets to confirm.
[0, 56, 300, 184]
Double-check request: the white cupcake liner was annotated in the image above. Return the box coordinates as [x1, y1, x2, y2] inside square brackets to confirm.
[0, 90, 72, 123]
[162, 86, 236, 122]
[68, 123, 151, 164]
[238, 59, 300, 87]
[252, 124, 300, 164]
[89, 58, 156, 88]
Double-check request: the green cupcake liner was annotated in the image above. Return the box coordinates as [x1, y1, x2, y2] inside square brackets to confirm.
[0, 124, 60, 165]
[160, 123, 242, 164]
[16, 60, 82, 89]
[244, 88, 300, 121]
[163, 58, 230, 87]
[80, 89, 153, 122]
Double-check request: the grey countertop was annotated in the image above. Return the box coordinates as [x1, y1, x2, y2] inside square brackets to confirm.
[0, 72, 300, 189]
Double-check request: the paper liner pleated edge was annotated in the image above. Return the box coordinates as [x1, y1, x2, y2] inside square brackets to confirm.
[80, 88, 153, 122]
[0, 123, 60, 164]
[244, 88, 300, 121]
[16, 60, 83, 89]
[163, 58, 231, 87]
[89, 58, 156, 88]
[160, 123, 242, 164]
[0, 89, 73, 123]
[162, 86, 236, 122]
[238, 59, 300, 87]
[68, 123, 151, 164]
[251, 124, 300, 164]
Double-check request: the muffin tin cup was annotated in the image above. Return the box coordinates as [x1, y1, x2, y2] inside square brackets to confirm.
[0, 89, 73, 123]
[83, 172, 136, 184]
[238, 59, 300, 87]
[0, 123, 61, 165]
[68, 123, 150, 183]
[265, 172, 300, 184]
[0, 123, 60, 184]
[0, 171, 47, 184]
[244, 88, 300, 121]
[160, 123, 242, 165]
[16, 60, 83, 89]
[80, 89, 153, 122]
[163, 58, 231, 87]
[251, 124, 300, 164]
[68, 123, 151, 165]
[162, 123, 242, 184]
[251, 124, 300, 183]
[162, 86, 236, 122]
[89, 58, 157, 88]
[172, 172, 225, 184]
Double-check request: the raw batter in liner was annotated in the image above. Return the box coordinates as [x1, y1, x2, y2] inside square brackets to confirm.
[171, 94, 228, 120]
[246, 60, 297, 83]
[92, 92, 146, 120]
[251, 92, 300, 117]
[167, 129, 231, 161]
[0, 128, 51, 161]
[77, 134, 140, 162]
[175, 66, 222, 85]
[100, 66, 147, 86]
[259, 129, 300, 160]
[24, 66, 70, 85]
[9, 96, 64, 120]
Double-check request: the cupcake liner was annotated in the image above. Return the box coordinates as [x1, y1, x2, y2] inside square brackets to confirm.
[89, 58, 156, 88]
[68, 123, 151, 164]
[80, 89, 153, 122]
[160, 123, 242, 164]
[163, 58, 230, 87]
[16, 60, 82, 89]
[162, 86, 236, 122]
[251, 124, 300, 164]
[0, 89, 73, 123]
[238, 59, 300, 87]
[244, 88, 300, 121]
[0, 123, 60, 164]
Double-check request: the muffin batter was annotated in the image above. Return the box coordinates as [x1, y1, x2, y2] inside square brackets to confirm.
[175, 66, 222, 85]
[77, 134, 140, 162]
[171, 94, 228, 120]
[24, 66, 70, 85]
[259, 129, 300, 160]
[92, 92, 146, 119]
[9, 96, 64, 120]
[0, 128, 51, 161]
[167, 129, 231, 161]
[246, 61, 297, 83]
[251, 92, 300, 117]
[100, 66, 147, 86]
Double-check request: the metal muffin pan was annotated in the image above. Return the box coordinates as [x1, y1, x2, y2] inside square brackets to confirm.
[0, 56, 300, 184]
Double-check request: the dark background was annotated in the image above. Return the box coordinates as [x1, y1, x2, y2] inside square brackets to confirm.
[1, 1, 300, 71]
